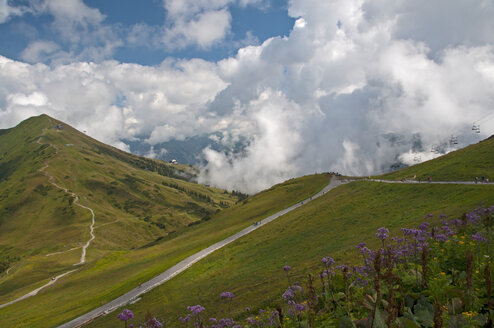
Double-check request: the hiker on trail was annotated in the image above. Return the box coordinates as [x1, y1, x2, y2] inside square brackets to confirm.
[427, 176, 432, 183]
[481, 176, 485, 183]
[475, 177, 479, 184]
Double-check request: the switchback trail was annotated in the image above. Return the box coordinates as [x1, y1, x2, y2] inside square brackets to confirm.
[36, 129, 96, 265]
[57, 176, 345, 328]
[39, 161, 96, 265]
[0, 128, 96, 309]
[56, 176, 493, 327]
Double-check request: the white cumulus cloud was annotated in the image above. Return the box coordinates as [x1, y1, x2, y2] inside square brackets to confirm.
[1, 0, 494, 193]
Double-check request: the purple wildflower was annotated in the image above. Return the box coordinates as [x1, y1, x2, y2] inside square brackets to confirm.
[217, 318, 236, 327]
[209, 318, 218, 323]
[441, 225, 455, 236]
[118, 309, 134, 322]
[282, 288, 295, 301]
[322, 257, 335, 266]
[376, 227, 389, 240]
[466, 212, 481, 225]
[187, 305, 206, 315]
[283, 265, 291, 271]
[179, 314, 192, 322]
[245, 307, 250, 312]
[359, 246, 372, 257]
[416, 231, 429, 243]
[294, 303, 306, 312]
[146, 317, 163, 328]
[354, 277, 369, 286]
[220, 292, 235, 299]
[434, 234, 448, 242]
[336, 264, 349, 271]
[472, 232, 488, 243]
[418, 222, 430, 231]
[353, 265, 368, 276]
[402, 228, 423, 238]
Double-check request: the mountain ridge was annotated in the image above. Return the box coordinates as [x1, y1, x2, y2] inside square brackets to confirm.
[0, 114, 242, 306]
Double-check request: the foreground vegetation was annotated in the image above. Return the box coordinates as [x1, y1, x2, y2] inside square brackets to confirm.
[87, 180, 494, 328]
[113, 204, 493, 328]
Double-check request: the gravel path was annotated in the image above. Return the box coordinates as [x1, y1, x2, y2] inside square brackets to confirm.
[6, 157, 492, 322]
[0, 129, 97, 309]
[56, 177, 345, 328]
[350, 178, 492, 185]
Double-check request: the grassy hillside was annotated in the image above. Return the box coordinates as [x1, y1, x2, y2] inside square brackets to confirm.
[376, 135, 494, 181]
[0, 116, 329, 328]
[83, 136, 494, 327]
[0, 115, 245, 315]
[1, 115, 492, 328]
[86, 181, 494, 327]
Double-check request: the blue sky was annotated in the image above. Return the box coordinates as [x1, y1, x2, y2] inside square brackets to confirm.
[0, 0, 295, 64]
[1, 0, 494, 193]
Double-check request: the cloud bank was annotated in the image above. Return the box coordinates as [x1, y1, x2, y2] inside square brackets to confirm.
[1, 0, 494, 193]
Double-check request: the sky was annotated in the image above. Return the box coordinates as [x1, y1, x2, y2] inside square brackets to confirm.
[1, 0, 494, 193]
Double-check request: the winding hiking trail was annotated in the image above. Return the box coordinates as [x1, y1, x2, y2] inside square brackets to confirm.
[36, 129, 96, 265]
[0, 270, 78, 309]
[57, 176, 493, 327]
[3, 140, 492, 321]
[0, 128, 96, 309]
[38, 161, 96, 266]
[56, 176, 345, 328]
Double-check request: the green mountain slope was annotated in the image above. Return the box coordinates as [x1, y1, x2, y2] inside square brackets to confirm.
[83, 140, 494, 327]
[0, 115, 329, 328]
[1, 115, 492, 328]
[0, 114, 241, 307]
[376, 135, 494, 181]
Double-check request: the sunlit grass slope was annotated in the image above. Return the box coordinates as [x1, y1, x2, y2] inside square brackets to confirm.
[0, 114, 240, 310]
[87, 181, 494, 327]
[0, 120, 329, 328]
[376, 135, 494, 181]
